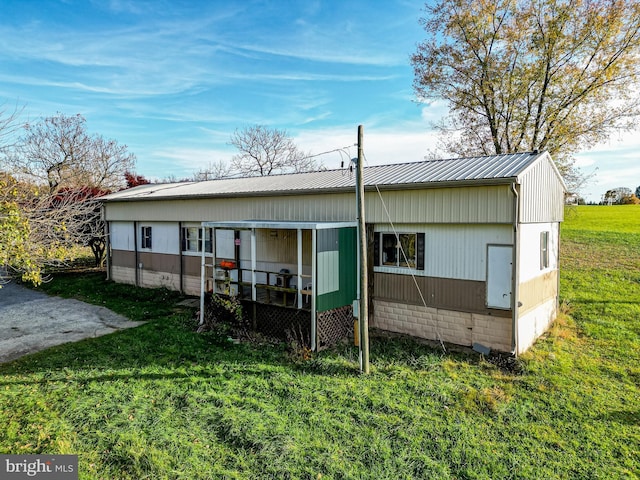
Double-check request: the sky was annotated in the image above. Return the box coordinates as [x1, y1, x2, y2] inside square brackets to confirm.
[0, 0, 638, 202]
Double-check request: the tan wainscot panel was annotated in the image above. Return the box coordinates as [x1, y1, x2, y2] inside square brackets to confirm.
[111, 249, 136, 268]
[136, 252, 180, 291]
[182, 255, 205, 296]
[518, 270, 558, 316]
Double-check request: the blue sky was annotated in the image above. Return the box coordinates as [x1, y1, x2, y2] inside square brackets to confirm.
[1, 0, 638, 201]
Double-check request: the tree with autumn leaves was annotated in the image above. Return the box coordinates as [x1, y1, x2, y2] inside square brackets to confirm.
[1, 112, 136, 285]
[412, 0, 640, 190]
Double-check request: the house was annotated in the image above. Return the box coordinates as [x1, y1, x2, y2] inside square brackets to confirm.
[101, 151, 566, 354]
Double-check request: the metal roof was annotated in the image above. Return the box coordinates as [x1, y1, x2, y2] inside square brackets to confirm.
[103, 151, 550, 202]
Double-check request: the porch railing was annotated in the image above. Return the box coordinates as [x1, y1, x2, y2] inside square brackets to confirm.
[214, 267, 312, 309]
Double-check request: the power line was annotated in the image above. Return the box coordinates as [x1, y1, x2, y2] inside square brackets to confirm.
[363, 150, 447, 353]
[301, 144, 356, 161]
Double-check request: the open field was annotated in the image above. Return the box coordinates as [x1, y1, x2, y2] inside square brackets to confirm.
[1, 205, 638, 479]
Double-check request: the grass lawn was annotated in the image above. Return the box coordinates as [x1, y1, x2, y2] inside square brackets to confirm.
[1, 205, 638, 479]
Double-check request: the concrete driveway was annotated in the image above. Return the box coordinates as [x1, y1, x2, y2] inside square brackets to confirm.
[0, 281, 144, 364]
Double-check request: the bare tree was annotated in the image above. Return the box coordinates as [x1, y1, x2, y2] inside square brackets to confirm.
[10, 113, 135, 192]
[193, 160, 233, 181]
[411, 0, 640, 190]
[0, 102, 23, 155]
[229, 125, 320, 176]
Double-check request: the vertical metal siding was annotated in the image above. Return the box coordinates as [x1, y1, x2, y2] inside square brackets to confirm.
[110, 221, 135, 251]
[104, 185, 514, 225]
[374, 223, 513, 281]
[316, 227, 357, 312]
[519, 159, 565, 223]
[255, 229, 300, 264]
[366, 185, 513, 224]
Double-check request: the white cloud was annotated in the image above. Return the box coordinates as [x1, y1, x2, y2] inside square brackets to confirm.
[294, 123, 439, 168]
[574, 130, 640, 201]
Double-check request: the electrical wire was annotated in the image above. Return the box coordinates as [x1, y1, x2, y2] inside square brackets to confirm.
[301, 145, 356, 161]
[363, 151, 447, 353]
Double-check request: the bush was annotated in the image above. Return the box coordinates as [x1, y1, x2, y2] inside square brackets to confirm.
[197, 294, 245, 340]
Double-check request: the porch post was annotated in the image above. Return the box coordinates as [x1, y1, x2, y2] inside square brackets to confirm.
[199, 224, 206, 325]
[311, 229, 317, 351]
[251, 228, 257, 301]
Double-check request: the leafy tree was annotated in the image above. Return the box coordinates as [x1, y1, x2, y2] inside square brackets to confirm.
[635, 185, 640, 198]
[0, 173, 72, 285]
[229, 125, 320, 176]
[1, 175, 37, 285]
[411, 0, 640, 189]
[124, 170, 151, 188]
[603, 187, 633, 204]
[620, 194, 640, 205]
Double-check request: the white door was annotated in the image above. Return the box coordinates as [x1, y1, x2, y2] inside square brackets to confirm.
[487, 245, 512, 309]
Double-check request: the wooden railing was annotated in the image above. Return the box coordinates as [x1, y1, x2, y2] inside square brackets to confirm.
[214, 267, 312, 308]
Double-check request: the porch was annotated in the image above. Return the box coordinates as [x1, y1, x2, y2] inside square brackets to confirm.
[198, 220, 358, 350]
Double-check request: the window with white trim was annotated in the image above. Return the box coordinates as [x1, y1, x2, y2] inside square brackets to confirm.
[540, 231, 550, 269]
[182, 227, 212, 253]
[374, 232, 425, 270]
[141, 226, 152, 249]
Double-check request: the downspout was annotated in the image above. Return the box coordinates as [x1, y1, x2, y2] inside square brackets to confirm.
[102, 204, 111, 281]
[178, 221, 184, 294]
[133, 221, 139, 287]
[510, 182, 521, 356]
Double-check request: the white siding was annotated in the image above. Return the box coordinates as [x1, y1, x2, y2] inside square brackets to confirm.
[138, 222, 179, 255]
[215, 229, 236, 259]
[517, 298, 557, 353]
[110, 222, 134, 251]
[519, 222, 559, 283]
[374, 224, 513, 281]
[317, 251, 339, 295]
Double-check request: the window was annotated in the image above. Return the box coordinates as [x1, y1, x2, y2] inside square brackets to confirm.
[540, 231, 550, 269]
[182, 227, 212, 253]
[141, 226, 152, 249]
[374, 232, 425, 270]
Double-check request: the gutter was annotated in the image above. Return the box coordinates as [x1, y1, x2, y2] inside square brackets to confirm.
[101, 204, 111, 281]
[134, 221, 139, 287]
[510, 182, 521, 356]
[179, 221, 184, 294]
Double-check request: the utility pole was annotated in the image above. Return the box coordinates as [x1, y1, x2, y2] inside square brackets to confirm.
[356, 125, 370, 374]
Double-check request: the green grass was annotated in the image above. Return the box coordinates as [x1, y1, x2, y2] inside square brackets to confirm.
[1, 205, 638, 479]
